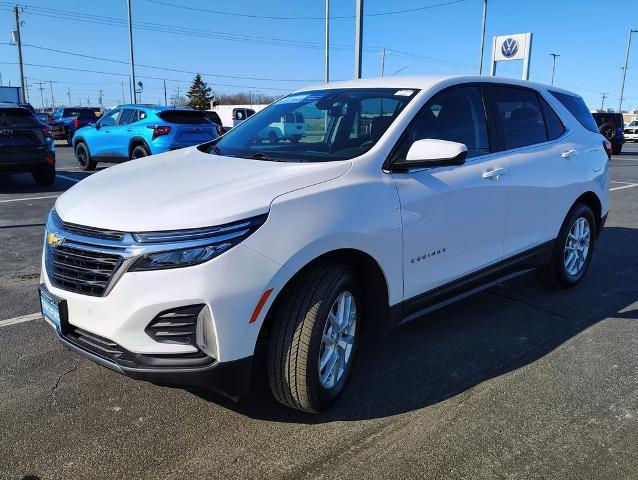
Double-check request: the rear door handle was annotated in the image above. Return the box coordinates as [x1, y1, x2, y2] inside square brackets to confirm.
[482, 167, 506, 179]
[562, 149, 578, 158]
[126, 128, 133, 132]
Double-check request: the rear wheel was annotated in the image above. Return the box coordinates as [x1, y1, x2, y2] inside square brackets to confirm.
[75, 142, 96, 171]
[32, 164, 56, 186]
[537, 203, 596, 288]
[268, 263, 360, 413]
[612, 144, 622, 155]
[130, 143, 150, 159]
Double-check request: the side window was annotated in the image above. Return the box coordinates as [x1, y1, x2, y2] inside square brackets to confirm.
[549, 91, 598, 133]
[118, 109, 137, 126]
[394, 86, 490, 160]
[492, 86, 546, 149]
[99, 109, 121, 127]
[539, 96, 565, 140]
[138, 110, 147, 121]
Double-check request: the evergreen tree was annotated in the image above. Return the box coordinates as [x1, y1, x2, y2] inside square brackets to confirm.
[186, 74, 213, 110]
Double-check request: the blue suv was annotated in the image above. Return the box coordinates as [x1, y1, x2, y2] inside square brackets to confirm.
[72, 105, 218, 170]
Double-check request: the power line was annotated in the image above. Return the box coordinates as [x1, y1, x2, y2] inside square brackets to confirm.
[144, 0, 467, 20]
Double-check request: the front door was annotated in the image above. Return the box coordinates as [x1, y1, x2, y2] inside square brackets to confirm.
[390, 85, 510, 301]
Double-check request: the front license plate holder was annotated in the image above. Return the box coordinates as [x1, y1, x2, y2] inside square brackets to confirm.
[39, 284, 68, 333]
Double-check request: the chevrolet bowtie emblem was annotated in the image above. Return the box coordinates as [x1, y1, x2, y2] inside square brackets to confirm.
[47, 232, 64, 247]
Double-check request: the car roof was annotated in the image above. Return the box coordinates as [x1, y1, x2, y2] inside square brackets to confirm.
[113, 104, 194, 112]
[294, 75, 581, 99]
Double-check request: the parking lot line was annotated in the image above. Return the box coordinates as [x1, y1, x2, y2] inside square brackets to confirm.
[56, 174, 80, 183]
[610, 183, 638, 191]
[0, 195, 60, 204]
[0, 313, 41, 328]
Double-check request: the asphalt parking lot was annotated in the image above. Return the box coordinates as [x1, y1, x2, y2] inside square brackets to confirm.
[1, 144, 638, 480]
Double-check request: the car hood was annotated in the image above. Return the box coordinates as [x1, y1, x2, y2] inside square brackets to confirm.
[55, 146, 351, 231]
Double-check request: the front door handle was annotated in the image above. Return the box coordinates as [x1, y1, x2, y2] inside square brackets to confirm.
[562, 149, 578, 158]
[127, 128, 133, 132]
[482, 167, 506, 179]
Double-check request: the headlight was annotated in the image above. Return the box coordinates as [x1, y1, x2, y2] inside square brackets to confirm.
[129, 214, 267, 271]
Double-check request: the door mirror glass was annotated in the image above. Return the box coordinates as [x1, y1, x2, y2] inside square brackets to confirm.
[400, 138, 467, 169]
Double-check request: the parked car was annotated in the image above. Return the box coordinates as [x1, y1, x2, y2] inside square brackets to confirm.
[257, 112, 306, 143]
[50, 107, 99, 145]
[72, 105, 218, 171]
[0, 103, 55, 185]
[40, 76, 609, 412]
[623, 120, 638, 142]
[202, 110, 227, 135]
[592, 112, 624, 154]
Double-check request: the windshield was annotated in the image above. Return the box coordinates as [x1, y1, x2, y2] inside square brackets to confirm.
[206, 88, 419, 162]
[62, 108, 97, 119]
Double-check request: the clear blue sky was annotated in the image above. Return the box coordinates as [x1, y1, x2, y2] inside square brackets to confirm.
[0, 0, 635, 111]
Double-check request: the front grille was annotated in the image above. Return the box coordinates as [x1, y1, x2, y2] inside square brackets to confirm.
[46, 243, 122, 296]
[58, 221, 125, 241]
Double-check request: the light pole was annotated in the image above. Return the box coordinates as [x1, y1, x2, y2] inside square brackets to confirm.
[478, 0, 487, 74]
[619, 29, 638, 112]
[550, 53, 560, 85]
[13, 6, 26, 103]
[127, 0, 137, 104]
[324, 0, 329, 82]
[354, 0, 363, 79]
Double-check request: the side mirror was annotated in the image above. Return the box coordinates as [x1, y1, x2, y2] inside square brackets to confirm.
[396, 139, 467, 170]
[89, 122, 97, 129]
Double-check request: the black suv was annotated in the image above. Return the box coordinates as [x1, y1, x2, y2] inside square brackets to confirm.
[591, 112, 625, 155]
[0, 104, 56, 185]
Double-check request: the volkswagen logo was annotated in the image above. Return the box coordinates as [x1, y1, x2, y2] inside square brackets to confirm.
[501, 38, 519, 58]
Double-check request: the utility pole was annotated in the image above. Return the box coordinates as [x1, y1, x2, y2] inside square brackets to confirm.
[120, 81, 125, 104]
[354, 0, 363, 79]
[163, 79, 167, 105]
[478, 0, 487, 74]
[98, 89, 104, 111]
[600, 92, 608, 111]
[549, 53, 560, 85]
[619, 29, 637, 112]
[176, 84, 180, 105]
[36, 80, 45, 110]
[127, 0, 137, 104]
[13, 6, 26, 103]
[87, 96, 90, 107]
[48, 80, 56, 111]
[67, 88, 71, 107]
[24, 76, 31, 103]
[324, 0, 329, 82]
[379, 48, 391, 76]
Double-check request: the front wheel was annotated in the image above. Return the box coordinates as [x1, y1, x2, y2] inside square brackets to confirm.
[268, 263, 360, 413]
[537, 203, 596, 288]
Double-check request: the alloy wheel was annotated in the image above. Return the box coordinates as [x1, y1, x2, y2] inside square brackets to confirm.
[564, 217, 590, 276]
[318, 291, 357, 390]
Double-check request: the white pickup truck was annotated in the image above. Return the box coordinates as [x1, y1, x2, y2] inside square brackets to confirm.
[258, 112, 307, 143]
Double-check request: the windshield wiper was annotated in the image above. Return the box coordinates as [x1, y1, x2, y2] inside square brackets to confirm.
[210, 145, 223, 155]
[248, 152, 285, 162]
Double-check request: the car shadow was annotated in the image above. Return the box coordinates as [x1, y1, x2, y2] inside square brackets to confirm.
[193, 226, 638, 423]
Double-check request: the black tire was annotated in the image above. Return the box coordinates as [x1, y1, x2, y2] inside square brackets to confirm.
[269, 131, 279, 144]
[32, 164, 56, 186]
[612, 144, 622, 155]
[537, 203, 597, 289]
[290, 135, 301, 144]
[130, 143, 150, 159]
[75, 142, 96, 171]
[599, 123, 615, 141]
[268, 263, 361, 413]
[66, 132, 73, 146]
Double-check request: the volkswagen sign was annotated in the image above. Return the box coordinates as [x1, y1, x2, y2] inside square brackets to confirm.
[501, 38, 519, 58]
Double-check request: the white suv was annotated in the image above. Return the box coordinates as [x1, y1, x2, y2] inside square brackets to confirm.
[39, 76, 610, 413]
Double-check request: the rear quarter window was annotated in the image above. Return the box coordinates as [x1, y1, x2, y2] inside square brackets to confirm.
[549, 91, 598, 133]
[158, 110, 210, 124]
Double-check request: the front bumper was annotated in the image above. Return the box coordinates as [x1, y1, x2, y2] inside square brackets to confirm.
[55, 326, 252, 398]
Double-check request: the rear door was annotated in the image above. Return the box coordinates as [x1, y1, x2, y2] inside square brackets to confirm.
[109, 108, 137, 157]
[488, 85, 582, 257]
